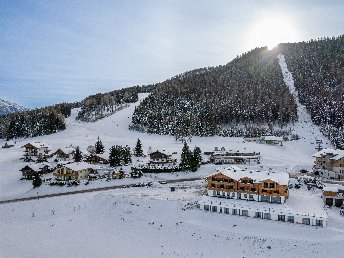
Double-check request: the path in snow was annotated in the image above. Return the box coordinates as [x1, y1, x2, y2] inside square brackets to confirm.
[278, 54, 332, 148]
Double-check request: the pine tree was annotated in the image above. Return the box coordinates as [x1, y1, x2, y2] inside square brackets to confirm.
[122, 146, 132, 165]
[190, 146, 202, 172]
[74, 146, 83, 162]
[109, 145, 122, 167]
[134, 138, 143, 156]
[95, 136, 104, 154]
[32, 174, 42, 188]
[180, 142, 192, 171]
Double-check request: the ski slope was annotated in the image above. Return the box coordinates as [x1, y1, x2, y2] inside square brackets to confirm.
[0, 56, 342, 258]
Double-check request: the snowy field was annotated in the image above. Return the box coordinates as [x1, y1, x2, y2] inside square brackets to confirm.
[0, 57, 343, 257]
[1, 182, 344, 258]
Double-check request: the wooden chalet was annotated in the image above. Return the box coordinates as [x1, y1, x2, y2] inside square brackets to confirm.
[313, 148, 344, 180]
[149, 151, 176, 164]
[322, 185, 344, 207]
[85, 154, 109, 164]
[53, 162, 93, 181]
[205, 166, 289, 204]
[54, 147, 75, 161]
[21, 142, 50, 161]
[20, 163, 52, 180]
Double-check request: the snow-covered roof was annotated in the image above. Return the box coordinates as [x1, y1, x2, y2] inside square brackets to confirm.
[312, 148, 344, 160]
[55, 147, 75, 155]
[261, 136, 283, 141]
[206, 166, 289, 185]
[22, 162, 51, 171]
[22, 142, 50, 149]
[64, 162, 93, 171]
[323, 184, 344, 193]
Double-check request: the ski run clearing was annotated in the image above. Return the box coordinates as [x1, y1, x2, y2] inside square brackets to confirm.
[0, 58, 343, 258]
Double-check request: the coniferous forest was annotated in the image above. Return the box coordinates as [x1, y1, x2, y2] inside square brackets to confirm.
[130, 47, 298, 137]
[1, 36, 343, 149]
[279, 35, 344, 148]
[130, 36, 344, 148]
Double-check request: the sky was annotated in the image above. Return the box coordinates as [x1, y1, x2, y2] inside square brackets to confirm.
[0, 0, 343, 108]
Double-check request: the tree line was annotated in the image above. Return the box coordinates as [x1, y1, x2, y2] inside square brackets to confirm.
[279, 35, 344, 148]
[130, 47, 297, 137]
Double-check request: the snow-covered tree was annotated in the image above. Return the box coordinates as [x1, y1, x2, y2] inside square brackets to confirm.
[134, 138, 143, 157]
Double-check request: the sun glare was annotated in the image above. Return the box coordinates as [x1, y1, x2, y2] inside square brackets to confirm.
[248, 15, 300, 50]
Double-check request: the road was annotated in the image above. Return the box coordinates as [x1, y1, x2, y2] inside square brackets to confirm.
[0, 177, 203, 205]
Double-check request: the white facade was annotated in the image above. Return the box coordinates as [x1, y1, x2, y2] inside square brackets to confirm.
[199, 197, 327, 227]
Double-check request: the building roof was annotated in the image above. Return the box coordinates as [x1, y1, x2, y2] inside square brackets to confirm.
[22, 142, 50, 149]
[55, 147, 75, 155]
[150, 151, 168, 159]
[323, 184, 344, 192]
[21, 162, 51, 172]
[261, 136, 283, 141]
[312, 148, 344, 160]
[64, 162, 93, 171]
[206, 166, 289, 185]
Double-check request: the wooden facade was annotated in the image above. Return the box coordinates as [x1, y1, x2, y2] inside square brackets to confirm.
[22, 142, 50, 161]
[205, 168, 289, 204]
[20, 164, 51, 180]
[323, 186, 344, 207]
[85, 154, 109, 164]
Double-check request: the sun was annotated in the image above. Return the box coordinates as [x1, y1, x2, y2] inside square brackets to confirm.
[248, 15, 300, 50]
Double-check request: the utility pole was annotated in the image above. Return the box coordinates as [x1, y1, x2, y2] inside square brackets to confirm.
[315, 139, 323, 152]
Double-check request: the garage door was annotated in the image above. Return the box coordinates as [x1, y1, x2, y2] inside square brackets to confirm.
[335, 199, 343, 207]
[260, 196, 270, 203]
[325, 198, 333, 206]
[271, 196, 281, 204]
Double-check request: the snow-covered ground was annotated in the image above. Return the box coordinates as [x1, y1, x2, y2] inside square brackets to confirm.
[0, 58, 342, 257]
[1, 182, 344, 258]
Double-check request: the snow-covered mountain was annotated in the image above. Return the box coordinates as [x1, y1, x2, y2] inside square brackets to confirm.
[0, 98, 26, 115]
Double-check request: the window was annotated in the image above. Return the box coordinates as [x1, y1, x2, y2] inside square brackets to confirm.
[212, 206, 217, 212]
[224, 208, 230, 214]
[302, 218, 310, 225]
[220, 184, 224, 188]
[287, 216, 294, 223]
[269, 183, 275, 188]
[241, 210, 249, 217]
[263, 213, 271, 220]
[213, 191, 216, 196]
[228, 186, 233, 189]
[232, 192, 235, 197]
[271, 196, 281, 204]
[255, 212, 262, 218]
[211, 183, 215, 187]
[204, 205, 210, 211]
[278, 215, 285, 221]
[260, 195, 270, 203]
[249, 195, 254, 200]
[263, 182, 269, 188]
[316, 220, 323, 227]
[244, 194, 247, 198]
[232, 209, 238, 215]
[251, 188, 256, 192]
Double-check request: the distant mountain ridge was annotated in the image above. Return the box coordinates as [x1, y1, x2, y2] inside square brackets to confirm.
[0, 98, 26, 115]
